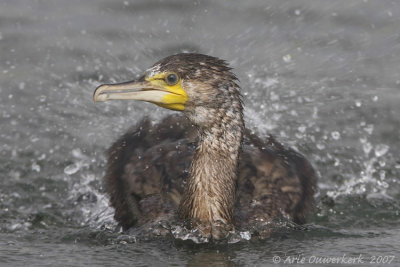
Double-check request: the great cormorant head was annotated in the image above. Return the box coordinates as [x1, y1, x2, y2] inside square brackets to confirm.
[94, 53, 240, 122]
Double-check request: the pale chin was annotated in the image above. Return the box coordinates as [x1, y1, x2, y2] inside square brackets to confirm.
[185, 106, 215, 128]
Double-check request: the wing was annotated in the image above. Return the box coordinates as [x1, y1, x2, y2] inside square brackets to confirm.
[104, 115, 197, 229]
[235, 130, 316, 228]
[104, 115, 316, 230]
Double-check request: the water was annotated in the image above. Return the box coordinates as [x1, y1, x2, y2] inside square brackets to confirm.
[1, 0, 399, 266]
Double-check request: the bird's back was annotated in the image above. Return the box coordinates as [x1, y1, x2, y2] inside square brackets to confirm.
[104, 114, 316, 232]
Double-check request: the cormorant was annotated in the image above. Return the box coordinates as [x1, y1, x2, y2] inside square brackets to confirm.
[93, 53, 316, 240]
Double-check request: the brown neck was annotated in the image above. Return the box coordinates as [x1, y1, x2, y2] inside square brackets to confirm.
[178, 106, 244, 226]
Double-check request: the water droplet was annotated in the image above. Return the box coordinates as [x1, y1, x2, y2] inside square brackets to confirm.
[32, 162, 41, 172]
[39, 95, 47, 102]
[372, 95, 378, 102]
[263, 78, 278, 88]
[64, 163, 81, 175]
[19, 82, 25, 90]
[374, 144, 389, 157]
[363, 124, 374, 135]
[295, 9, 301, 15]
[240, 231, 251, 240]
[355, 100, 362, 107]
[270, 91, 279, 101]
[72, 148, 87, 159]
[331, 131, 340, 140]
[362, 142, 372, 155]
[298, 125, 306, 133]
[283, 54, 292, 63]
[316, 143, 325, 150]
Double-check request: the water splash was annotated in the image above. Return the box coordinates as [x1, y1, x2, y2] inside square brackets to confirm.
[62, 148, 116, 230]
[327, 137, 391, 199]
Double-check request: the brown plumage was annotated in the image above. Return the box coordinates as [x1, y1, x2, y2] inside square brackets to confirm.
[94, 53, 316, 239]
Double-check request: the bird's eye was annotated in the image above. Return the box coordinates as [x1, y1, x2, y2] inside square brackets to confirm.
[165, 73, 179, 85]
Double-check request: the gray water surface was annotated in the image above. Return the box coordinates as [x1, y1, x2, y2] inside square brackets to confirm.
[1, 0, 399, 266]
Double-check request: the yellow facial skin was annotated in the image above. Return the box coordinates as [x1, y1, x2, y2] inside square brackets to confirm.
[145, 73, 188, 111]
[93, 72, 188, 111]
